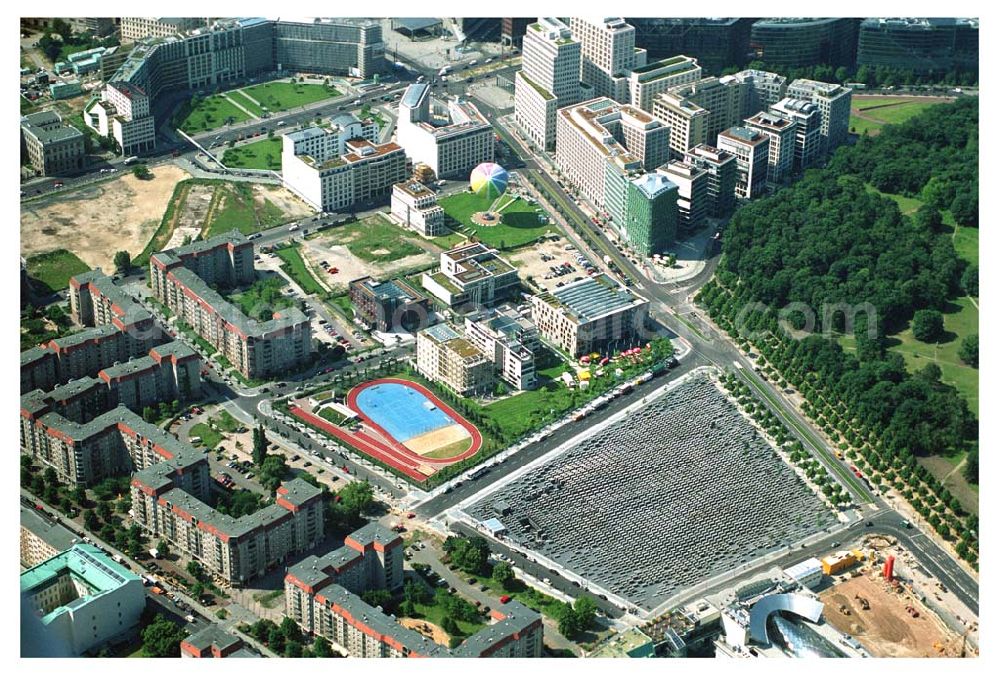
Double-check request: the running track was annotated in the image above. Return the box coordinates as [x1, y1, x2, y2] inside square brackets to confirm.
[289, 378, 483, 482]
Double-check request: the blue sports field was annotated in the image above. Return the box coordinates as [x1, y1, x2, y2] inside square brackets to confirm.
[354, 382, 456, 442]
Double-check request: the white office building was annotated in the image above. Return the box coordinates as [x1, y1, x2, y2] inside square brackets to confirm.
[627, 54, 702, 112]
[660, 160, 709, 233]
[514, 17, 583, 150]
[768, 98, 823, 174]
[390, 181, 446, 236]
[728, 69, 788, 118]
[744, 111, 797, 187]
[785, 79, 853, 154]
[464, 306, 539, 390]
[716, 126, 770, 200]
[396, 83, 494, 179]
[570, 17, 646, 102]
[84, 81, 156, 157]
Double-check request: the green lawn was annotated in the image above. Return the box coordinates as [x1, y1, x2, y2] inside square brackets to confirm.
[850, 99, 944, 136]
[229, 91, 266, 117]
[953, 226, 978, 267]
[891, 297, 979, 416]
[412, 593, 486, 637]
[189, 423, 223, 450]
[204, 184, 288, 238]
[222, 137, 282, 171]
[25, 249, 90, 294]
[230, 277, 296, 321]
[178, 94, 253, 134]
[328, 293, 354, 320]
[322, 215, 425, 263]
[273, 244, 327, 296]
[213, 410, 241, 433]
[240, 81, 342, 114]
[439, 192, 557, 250]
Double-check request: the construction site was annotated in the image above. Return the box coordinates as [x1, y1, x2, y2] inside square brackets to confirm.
[818, 535, 976, 658]
[463, 373, 838, 611]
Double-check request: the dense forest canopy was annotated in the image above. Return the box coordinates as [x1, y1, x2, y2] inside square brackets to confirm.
[708, 97, 978, 458]
[724, 97, 977, 334]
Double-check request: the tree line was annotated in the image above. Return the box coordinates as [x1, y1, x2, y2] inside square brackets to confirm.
[722, 60, 978, 89]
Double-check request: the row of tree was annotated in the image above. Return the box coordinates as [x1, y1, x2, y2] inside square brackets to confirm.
[722, 60, 978, 89]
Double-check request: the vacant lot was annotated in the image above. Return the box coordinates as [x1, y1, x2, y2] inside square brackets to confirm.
[506, 235, 581, 292]
[222, 137, 282, 171]
[301, 215, 439, 290]
[439, 191, 558, 249]
[21, 164, 191, 272]
[820, 573, 963, 657]
[241, 80, 341, 114]
[321, 215, 424, 263]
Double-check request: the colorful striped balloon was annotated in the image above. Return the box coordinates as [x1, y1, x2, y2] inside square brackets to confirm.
[469, 162, 509, 201]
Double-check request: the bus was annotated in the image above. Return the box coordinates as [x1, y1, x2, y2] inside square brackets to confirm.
[123, 156, 139, 165]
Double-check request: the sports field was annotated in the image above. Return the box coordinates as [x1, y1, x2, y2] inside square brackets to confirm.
[289, 378, 482, 481]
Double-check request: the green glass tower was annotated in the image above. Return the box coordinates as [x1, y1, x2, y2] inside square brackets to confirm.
[626, 173, 678, 256]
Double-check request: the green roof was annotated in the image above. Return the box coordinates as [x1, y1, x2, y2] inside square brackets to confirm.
[519, 72, 554, 101]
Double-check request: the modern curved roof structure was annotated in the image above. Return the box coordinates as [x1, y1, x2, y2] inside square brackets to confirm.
[748, 593, 824, 645]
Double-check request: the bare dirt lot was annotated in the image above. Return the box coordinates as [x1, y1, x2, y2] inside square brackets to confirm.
[506, 234, 589, 293]
[257, 184, 311, 218]
[820, 573, 964, 657]
[20, 165, 191, 271]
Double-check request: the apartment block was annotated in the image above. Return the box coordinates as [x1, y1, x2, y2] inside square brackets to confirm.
[150, 232, 312, 379]
[744, 111, 797, 187]
[727, 69, 788, 118]
[390, 180, 446, 236]
[660, 160, 709, 234]
[652, 76, 744, 159]
[627, 54, 702, 112]
[556, 97, 669, 204]
[464, 306, 539, 391]
[514, 18, 583, 150]
[785, 79, 852, 154]
[416, 324, 494, 396]
[20, 320, 164, 395]
[349, 276, 430, 334]
[132, 471, 324, 587]
[21, 341, 200, 431]
[684, 144, 738, 218]
[20, 111, 85, 176]
[716, 127, 771, 200]
[20, 506, 79, 570]
[286, 523, 543, 658]
[282, 129, 407, 212]
[570, 17, 645, 102]
[21, 544, 144, 656]
[396, 84, 494, 179]
[84, 81, 156, 157]
[530, 275, 650, 357]
[421, 242, 519, 309]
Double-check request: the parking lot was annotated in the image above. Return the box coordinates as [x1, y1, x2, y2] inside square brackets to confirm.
[507, 236, 601, 293]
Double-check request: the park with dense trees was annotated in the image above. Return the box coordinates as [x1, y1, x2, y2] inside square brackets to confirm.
[698, 98, 978, 566]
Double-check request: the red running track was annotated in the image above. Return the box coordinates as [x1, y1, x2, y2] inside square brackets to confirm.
[289, 378, 483, 482]
[346, 378, 483, 464]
